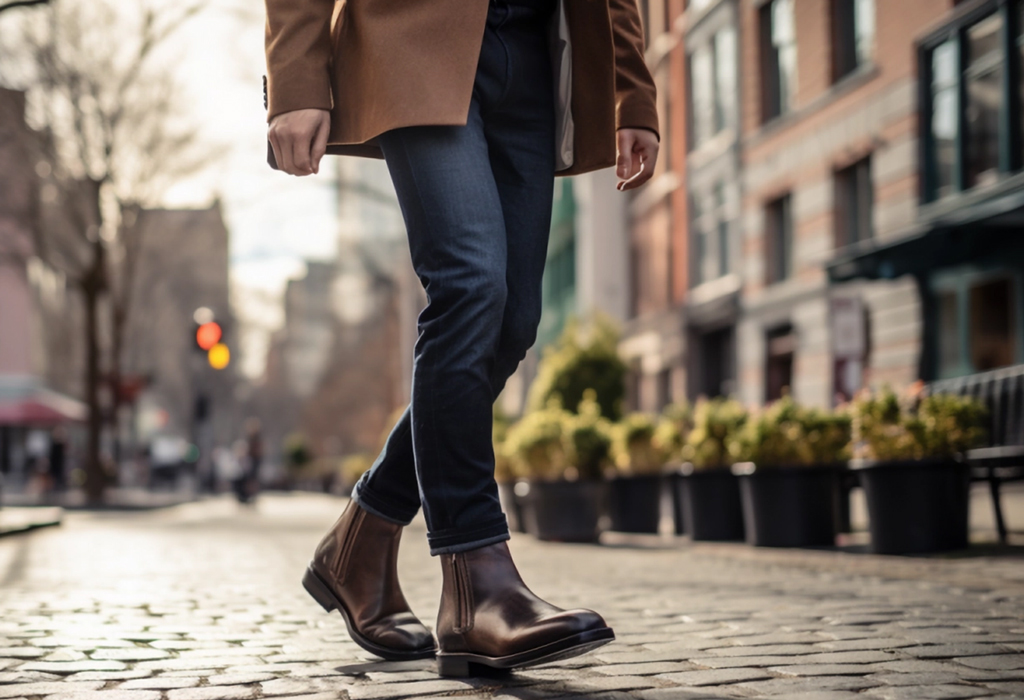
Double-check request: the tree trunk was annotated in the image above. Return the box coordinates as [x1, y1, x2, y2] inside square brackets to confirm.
[82, 240, 107, 505]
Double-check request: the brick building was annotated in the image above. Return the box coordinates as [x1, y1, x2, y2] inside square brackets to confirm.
[619, 0, 1023, 411]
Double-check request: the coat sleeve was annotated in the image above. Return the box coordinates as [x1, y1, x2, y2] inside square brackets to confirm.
[264, 0, 334, 122]
[607, 0, 660, 139]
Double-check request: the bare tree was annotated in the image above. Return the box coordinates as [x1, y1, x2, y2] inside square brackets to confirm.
[0, 0, 214, 502]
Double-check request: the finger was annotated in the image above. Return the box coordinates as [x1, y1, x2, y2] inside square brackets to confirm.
[268, 130, 285, 174]
[272, 129, 297, 176]
[311, 116, 330, 175]
[616, 130, 635, 180]
[618, 147, 655, 191]
[291, 129, 313, 176]
[618, 158, 647, 191]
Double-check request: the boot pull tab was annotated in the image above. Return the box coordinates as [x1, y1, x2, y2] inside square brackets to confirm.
[452, 553, 475, 634]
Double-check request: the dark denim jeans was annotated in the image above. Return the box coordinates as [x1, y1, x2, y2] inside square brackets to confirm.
[351, 0, 556, 555]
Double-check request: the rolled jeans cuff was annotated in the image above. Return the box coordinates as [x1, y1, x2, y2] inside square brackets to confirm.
[351, 478, 418, 526]
[428, 515, 510, 556]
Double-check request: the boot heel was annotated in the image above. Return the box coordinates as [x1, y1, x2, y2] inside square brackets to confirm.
[436, 655, 471, 677]
[301, 566, 337, 613]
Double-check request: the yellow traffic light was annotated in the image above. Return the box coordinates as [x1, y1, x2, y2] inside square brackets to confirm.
[208, 343, 230, 370]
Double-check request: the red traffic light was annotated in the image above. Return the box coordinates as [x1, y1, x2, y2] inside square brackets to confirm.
[196, 321, 222, 351]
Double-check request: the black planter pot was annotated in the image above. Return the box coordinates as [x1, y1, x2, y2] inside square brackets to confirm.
[607, 474, 664, 533]
[734, 462, 841, 548]
[855, 459, 970, 554]
[677, 465, 745, 541]
[519, 479, 607, 542]
[670, 472, 687, 535]
[497, 481, 525, 533]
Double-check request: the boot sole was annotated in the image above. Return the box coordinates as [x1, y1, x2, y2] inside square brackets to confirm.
[302, 565, 437, 661]
[436, 626, 615, 677]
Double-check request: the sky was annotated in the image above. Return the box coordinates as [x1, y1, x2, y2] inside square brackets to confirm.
[156, 0, 340, 379]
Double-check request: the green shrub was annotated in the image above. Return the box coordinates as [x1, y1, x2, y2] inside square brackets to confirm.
[851, 387, 918, 461]
[682, 398, 747, 469]
[564, 391, 614, 481]
[502, 400, 571, 480]
[802, 408, 853, 465]
[654, 400, 692, 464]
[851, 387, 987, 461]
[612, 412, 666, 475]
[916, 393, 988, 458]
[734, 396, 851, 467]
[526, 316, 626, 420]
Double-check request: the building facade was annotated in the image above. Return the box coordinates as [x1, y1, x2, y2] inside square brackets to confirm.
[618, 0, 1022, 411]
[830, 0, 1024, 382]
[619, 0, 690, 413]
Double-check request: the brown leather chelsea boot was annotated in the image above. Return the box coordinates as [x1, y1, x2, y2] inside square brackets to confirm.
[435, 540, 614, 676]
[302, 500, 436, 660]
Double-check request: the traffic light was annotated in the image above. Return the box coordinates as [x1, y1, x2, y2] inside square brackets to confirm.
[195, 321, 222, 350]
[193, 307, 230, 370]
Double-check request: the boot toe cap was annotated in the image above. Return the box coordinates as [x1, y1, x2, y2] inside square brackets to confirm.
[372, 615, 436, 652]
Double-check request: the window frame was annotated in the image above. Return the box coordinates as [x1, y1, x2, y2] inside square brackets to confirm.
[760, 0, 797, 123]
[834, 156, 874, 249]
[832, 0, 875, 82]
[920, 0, 1024, 203]
[930, 266, 1024, 379]
[764, 193, 794, 286]
[687, 21, 738, 151]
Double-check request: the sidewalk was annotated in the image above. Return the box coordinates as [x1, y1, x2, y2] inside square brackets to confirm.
[0, 493, 1021, 700]
[1, 487, 202, 511]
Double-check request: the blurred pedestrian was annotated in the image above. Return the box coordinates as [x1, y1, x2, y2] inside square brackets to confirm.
[265, 0, 658, 676]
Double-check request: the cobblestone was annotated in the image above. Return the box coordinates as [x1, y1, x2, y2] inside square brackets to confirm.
[0, 493, 1022, 700]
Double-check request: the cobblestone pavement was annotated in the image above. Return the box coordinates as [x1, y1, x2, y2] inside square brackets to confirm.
[1, 493, 1023, 700]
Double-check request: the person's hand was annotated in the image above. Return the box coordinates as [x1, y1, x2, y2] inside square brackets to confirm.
[268, 108, 331, 176]
[615, 128, 659, 191]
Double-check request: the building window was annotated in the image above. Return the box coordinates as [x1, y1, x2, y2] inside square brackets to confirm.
[691, 184, 731, 287]
[713, 26, 737, 134]
[760, 0, 797, 122]
[930, 39, 959, 200]
[693, 327, 735, 399]
[765, 194, 793, 285]
[656, 368, 673, 410]
[833, 0, 875, 81]
[922, 3, 1024, 201]
[834, 157, 873, 248]
[964, 13, 1004, 189]
[765, 325, 795, 402]
[689, 25, 737, 149]
[935, 272, 1021, 378]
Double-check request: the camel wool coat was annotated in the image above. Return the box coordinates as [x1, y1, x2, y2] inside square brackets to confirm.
[265, 0, 658, 177]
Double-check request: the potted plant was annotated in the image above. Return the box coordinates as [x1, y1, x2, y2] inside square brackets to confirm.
[658, 401, 692, 535]
[675, 398, 747, 541]
[850, 387, 987, 554]
[732, 396, 851, 547]
[607, 412, 668, 533]
[505, 399, 609, 542]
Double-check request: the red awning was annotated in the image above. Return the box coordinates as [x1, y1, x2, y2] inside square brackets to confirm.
[0, 376, 87, 426]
